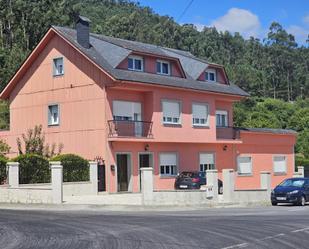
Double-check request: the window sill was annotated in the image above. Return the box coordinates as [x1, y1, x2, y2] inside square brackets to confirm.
[159, 175, 177, 179]
[53, 74, 64, 77]
[216, 126, 229, 128]
[48, 124, 59, 127]
[128, 68, 143, 72]
[237, 174, 253, 177]
[163, 123, 182, 127]
[193, 125, 210, 129]
[156, 72, 171, 76]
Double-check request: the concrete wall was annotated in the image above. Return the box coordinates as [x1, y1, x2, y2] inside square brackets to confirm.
[63, 182, 94, 196]
[0, 186, 53, 204]
[233, 189, 270, 203]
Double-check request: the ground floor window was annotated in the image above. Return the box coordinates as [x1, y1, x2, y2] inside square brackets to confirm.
[159, 153, 177, 176]
[273, 155, 287, 174]
[237, 156, 252, 175]
[199, 153, 215, 172]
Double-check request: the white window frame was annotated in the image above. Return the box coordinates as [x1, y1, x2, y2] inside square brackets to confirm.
[205, 68, 216, 82]
[48, 104, 60, 126]
[199, 152, 215, 172]
[216, 110, 228, 127]
[273, 155, 287, 175]
[156, 60, 170, 75]
[161, 100, 181, 125]
[192, 102, 209, 127]
[159, 152, 178, 177]
[237, 156, 253, 176]
[128, 55, 144, 72]
[53, 57, 64, 76]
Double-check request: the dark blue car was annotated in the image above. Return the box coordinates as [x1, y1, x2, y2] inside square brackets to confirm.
[271, 178, 309, 206]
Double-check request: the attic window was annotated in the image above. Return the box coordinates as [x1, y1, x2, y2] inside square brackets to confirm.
[53, 57, 64, 76]
[205, 69, 216, 82]
[128, 56, 143, 71]
[156, 60, 170, 75]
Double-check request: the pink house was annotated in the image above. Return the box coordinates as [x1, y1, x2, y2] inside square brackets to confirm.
[0, 17, 296, 193]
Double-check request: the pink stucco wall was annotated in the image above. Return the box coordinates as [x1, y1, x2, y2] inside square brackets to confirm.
[0, 29, 297, 194]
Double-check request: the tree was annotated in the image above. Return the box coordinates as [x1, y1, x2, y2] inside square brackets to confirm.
[17, 125, 63, 158]
[0, 139, 10, 157]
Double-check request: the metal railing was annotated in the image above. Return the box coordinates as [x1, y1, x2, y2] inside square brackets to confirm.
[216, 127, 240, 140]
[108, 120, 153, 138]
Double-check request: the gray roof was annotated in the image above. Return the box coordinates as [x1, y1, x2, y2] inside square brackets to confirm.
[238, 128, 297, 135]
[53, 26, 249, 97]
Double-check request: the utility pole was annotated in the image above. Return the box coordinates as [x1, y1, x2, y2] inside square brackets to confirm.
[300, 86, 303, 99]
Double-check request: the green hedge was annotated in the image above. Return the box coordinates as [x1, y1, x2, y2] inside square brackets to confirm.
[51, 154, 89, 182]
[13, 154, 50, 184]
[0, 156, 7, 184]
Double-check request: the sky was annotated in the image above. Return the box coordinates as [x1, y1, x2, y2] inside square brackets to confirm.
[137, 0, 309, 45]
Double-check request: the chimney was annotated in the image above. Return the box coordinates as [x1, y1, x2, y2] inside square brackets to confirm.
[76, 15, 91, 49]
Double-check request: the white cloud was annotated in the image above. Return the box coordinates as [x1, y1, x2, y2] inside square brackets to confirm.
[287, 25, 309, 44]
[303, 14, 309, 25]
[209, 8, 262, 38]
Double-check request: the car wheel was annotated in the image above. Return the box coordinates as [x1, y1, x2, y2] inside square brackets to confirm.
[298, 196, 306, 206]
[271, 201, 277, 206]
[219, 186, 223, 194]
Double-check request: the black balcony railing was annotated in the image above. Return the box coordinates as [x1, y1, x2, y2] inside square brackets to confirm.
[216, 127, 240, 140]
[108, 120, 153, 138]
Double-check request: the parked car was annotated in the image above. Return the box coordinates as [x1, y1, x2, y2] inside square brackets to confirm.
[174, 171, 223, 194]
[271, 178, 309, 206]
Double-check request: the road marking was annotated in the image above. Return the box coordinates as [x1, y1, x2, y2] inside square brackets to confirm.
[291, 227, 309, 233]
[221, 243, 248, 249]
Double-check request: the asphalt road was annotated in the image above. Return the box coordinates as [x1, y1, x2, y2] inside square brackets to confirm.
[1, 205, 309, 249]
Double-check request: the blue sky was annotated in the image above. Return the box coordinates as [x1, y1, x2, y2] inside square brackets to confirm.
[137, 0, 309, 44]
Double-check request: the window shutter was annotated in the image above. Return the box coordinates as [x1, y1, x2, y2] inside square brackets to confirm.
[200, 153, 214, 165]
[238, 157, 252, 174]
[113, 101, 141, 117]
[274, 156, 286, 173]
[160, 153, 177, 165]
[193, 104, 208, 120]
[162, 101, 179, 117]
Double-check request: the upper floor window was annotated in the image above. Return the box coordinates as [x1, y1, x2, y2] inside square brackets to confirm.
[273, 156, 287, 175]
[192, 103, 209, 127]
[199, 153, 215, 172]
[162, 100, 181, 125]
[237, 156, 252, 175]
[156, 60, 170, 75]
[205, 69, 216, 82]
[48, 104, 59, 126]
[160, 153, 178, 176]
[53, 57, 64, 76]
[216, 110, 228, 127]
[113, 100, 141, 121]
[128, 56, 143, 71]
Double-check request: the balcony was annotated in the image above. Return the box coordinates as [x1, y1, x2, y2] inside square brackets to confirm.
[216, 127, 240, 140]
[108, 120, 153, 138]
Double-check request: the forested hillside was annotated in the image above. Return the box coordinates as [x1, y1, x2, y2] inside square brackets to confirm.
[0, 0, 308, 163]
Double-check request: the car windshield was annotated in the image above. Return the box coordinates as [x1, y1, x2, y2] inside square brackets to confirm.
[179, 172, 198, 178]
[279, 179, 305, 187]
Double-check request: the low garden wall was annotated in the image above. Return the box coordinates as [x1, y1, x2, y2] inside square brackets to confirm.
[233, 189, 270, 203]
[0, 186, 53, 204]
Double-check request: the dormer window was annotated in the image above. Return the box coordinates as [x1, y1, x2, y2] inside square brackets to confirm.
[128, 56, 143, 71]
[156, 60, 170, 75]
[205, 69, 216, 82]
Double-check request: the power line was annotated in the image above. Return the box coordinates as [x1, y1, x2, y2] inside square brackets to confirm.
[177, 0, 194, 22]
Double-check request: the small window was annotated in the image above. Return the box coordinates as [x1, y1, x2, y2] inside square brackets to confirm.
[156, 60, 170, 75]
[160, 153, 178, 176]
[199, 153, 215, 172]
[48, 104, 59, 126]
[237, 156, 252, 175]
[162, 100, 181, 125]
[273, 156, 287, 174]
[205, 69, 216, 82]
[216, 110, 228, 127]
[192, 103, 209, 127]
[128, 56, 143, 71]
[53, 58, 64, 76]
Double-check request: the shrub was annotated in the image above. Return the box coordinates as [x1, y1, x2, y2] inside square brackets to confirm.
[296, 156, 309, 167]
[51, 154, 89, 182]
[13, 154, 50, 184]
[0, 156, 7, 184]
